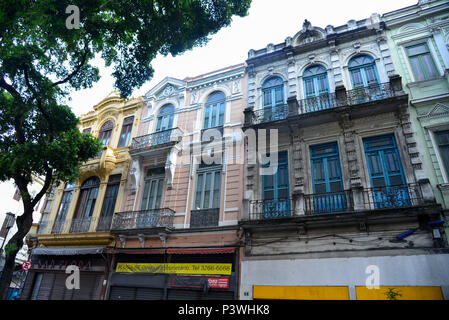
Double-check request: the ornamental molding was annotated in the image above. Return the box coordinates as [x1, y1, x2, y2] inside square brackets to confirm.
[417, 103, 449, 120]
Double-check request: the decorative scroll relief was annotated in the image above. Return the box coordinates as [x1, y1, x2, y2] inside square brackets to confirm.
[129, 158, 141, 191]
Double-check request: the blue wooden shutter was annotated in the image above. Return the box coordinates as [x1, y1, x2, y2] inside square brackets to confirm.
[363, 134, 410, 208]
[310, 143, 346, 213]
[262, 151, 290, 218]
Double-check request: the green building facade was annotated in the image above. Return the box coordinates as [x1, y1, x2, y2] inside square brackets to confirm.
[383, 0, 449, 238]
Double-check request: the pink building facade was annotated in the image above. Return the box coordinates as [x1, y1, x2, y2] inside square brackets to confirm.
[107, 64, 247, 300]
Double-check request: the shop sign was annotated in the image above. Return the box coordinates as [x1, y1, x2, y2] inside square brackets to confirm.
[172, 276, 230, 289]
[34, 259, 92, 271]
[115, 263, 232, 275]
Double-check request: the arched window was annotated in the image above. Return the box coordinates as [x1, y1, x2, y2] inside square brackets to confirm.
[203, 91, 225, 129]
[98, 120, 114, 146]
[303, 65, 331, 111]
[155, 104, 174, 132]
[73, 176, 100, 223]
[348, 55, 379, 88]
[262, 77, 285, 121]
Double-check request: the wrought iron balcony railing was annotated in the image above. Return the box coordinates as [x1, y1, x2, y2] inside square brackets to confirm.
[51, 219, 66, 234]
[248, 104, 288, 125]
[360, 184, 424, 210]
[299, 93, 339, 114]
[345, 82, 397, 106]
[304, 190, 354, 215]
[245, 82, 403, 126]
[38, 216, 115, 235]
[248, 199, 293, 221]
[111, 208, 175, 230]
[130, 127, 183, 152]
[190, 208, 220, 228]
[247, 184, 425, 221]
[69, 217, 95, 233]
[96, 216, 114, 232]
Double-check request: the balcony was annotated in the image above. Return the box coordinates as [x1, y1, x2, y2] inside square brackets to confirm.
[96, 216, 114, 232]
[110, 208, 175, 231]
[244, 81, 406, 127]
[190, 208, 220, 228]
[130, 128, 183, 155]
[69, 217, 95, 233]
[247, 184, 426, 221]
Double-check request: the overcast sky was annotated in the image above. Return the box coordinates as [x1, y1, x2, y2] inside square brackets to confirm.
[0, 0, 417, 225]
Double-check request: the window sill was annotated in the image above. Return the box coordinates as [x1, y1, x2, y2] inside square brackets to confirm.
[406, 76, 445, 88]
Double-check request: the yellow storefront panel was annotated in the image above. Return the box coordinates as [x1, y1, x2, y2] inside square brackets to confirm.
[356, 286, 443, 300]
[115, 263, 232, 275]
[253, 286, 350, 300]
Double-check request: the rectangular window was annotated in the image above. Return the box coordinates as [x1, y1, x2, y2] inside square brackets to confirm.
[406, 43, 438, 81]
[436, 130, 449, 177]
[310, 143, 346, 213]
[261, 151, 290, 217]
[56, 190, 73, 221]
[194, 166, 222, 210]
[100, 174, 121, 217]
[363, 134, 410, 209]
[118, 116, 134, 147]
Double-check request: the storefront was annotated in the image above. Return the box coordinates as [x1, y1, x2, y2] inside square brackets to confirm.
[240, 254, 449, 300]
[107, 247, 238, 300]
[20, 247, 110, 300]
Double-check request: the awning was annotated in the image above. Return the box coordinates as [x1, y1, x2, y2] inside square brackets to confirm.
[32, 246, 105, 256]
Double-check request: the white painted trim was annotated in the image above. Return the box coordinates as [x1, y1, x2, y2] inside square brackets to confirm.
[219, 220, 238, 227]
[429, 129, 449, 184]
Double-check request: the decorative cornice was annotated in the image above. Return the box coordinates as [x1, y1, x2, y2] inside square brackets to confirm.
[417, 102, 449, 119]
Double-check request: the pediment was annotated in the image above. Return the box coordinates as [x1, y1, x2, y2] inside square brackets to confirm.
[145, 77, 186, 101]
[418, 103, 449, 119]
[292, 20, 326, 46]
[93, 90, 124, 111]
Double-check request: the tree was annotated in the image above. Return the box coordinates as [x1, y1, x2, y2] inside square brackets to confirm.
[0, 0, 251, 299]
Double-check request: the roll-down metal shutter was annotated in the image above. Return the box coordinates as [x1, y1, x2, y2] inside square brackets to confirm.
[136, 288, 164, 300]
[109, 286, 136, 300]
[35, 273, 55, 300]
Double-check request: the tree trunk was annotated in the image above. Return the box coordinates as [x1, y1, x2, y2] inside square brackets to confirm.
[0, 205, 33, 300]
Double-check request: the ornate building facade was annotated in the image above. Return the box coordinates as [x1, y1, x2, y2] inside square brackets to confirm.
[383, 0, 449, 242]
[22, 92, 144, 300]
[106, 64, 246, 300]
[240, 14, 449, 300]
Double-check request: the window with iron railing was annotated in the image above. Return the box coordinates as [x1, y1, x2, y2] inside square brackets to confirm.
[363, 134, 410, 209]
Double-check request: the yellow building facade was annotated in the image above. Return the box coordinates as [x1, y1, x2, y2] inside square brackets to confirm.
[21, 92, 143, 300]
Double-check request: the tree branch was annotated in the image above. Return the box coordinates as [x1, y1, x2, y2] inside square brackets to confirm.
[51, 42, 90, 87]
[30, 162, 53, 208]
[23, 65, 55, 135]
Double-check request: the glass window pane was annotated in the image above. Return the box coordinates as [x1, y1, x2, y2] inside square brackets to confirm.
[409, 57, 426, 81]
[263, 90, 272, 106]
[275, 87, 283, 104]
[365, 65, 378, 84]
[304, 78, 315, 96]
[350, 69, 364, 87]
[213, 172, 221, 208]
[407, 44, 429, 56]
[203, 106, 210, 129]
[194, 174, 203, 209]
[436, 131, 449, 145]
[421, 54, 438, 79]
